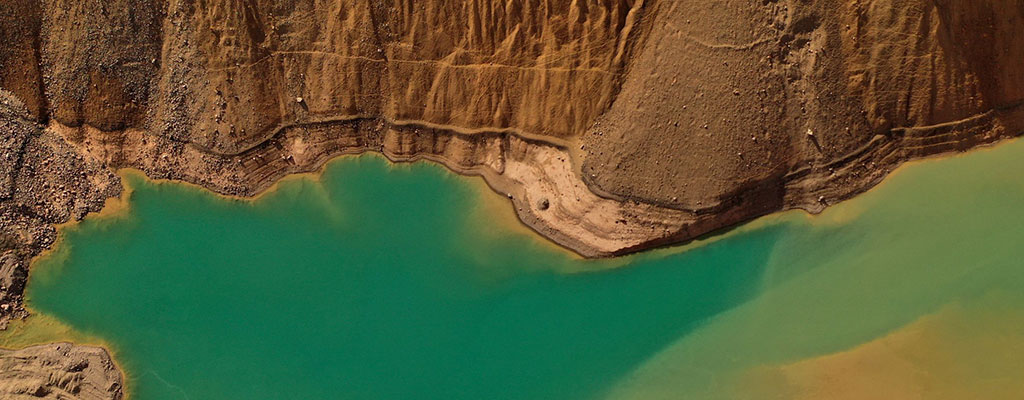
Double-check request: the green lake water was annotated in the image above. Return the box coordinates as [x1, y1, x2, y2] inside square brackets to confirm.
[23, 139, 1024, 399]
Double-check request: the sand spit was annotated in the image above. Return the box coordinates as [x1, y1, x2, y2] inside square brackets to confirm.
[0, 342, 123, 400]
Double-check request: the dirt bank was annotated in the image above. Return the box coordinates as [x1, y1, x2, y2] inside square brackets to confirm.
[0, 342, 123, 399]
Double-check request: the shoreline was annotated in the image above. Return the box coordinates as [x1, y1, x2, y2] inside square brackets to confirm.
[13, 177, 139, 399]
[0, 310, 131, 399]
[55, 109, 1024, 261]
[41, 121, 1024, 268]
[9, 134, 1022, 400]
[117, 152, 584, 259]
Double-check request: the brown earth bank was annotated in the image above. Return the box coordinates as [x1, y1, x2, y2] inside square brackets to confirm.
[0, 0, 1022, 394]
[0, 342, 123, 399]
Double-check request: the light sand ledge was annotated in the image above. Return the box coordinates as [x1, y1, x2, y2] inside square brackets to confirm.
[55, 119, 704, 257]
[54, 93, 1024, 258]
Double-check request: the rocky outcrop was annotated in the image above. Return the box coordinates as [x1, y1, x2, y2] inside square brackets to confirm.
[0, 93, 120, 326]
[0, 342, 123, 399]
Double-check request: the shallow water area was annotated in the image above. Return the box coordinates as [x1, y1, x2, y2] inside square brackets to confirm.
[21, 139, 1024, 399]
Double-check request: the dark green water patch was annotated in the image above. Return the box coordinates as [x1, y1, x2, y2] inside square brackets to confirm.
[28, 156, 779, 400]
[29, 138, 1024, 400]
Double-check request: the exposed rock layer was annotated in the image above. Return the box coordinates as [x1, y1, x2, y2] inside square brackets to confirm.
[0, 1, 1022, 395]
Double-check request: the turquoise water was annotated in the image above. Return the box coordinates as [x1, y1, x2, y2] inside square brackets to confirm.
[27, 156, 776, 399]
[25, 139, 1024, 399]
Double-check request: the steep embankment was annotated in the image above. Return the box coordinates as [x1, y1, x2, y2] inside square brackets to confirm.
[0, 4, 1021, 393]
[581, 0, 1024, 244]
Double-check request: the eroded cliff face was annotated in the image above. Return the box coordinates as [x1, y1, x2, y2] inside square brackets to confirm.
[845, 0, 1024, 132]
[61, 0, 643, 155]
[583, 0, 1024, 211]
[0, 0, 1022, 339]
